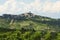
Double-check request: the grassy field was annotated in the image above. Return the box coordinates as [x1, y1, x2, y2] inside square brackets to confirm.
[0, 15, 60, 40]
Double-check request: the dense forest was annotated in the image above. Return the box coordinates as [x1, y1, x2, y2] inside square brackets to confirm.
[0, 12, 60, 40]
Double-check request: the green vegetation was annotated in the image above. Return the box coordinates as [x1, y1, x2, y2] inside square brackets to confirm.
[0, 13, 60, 40]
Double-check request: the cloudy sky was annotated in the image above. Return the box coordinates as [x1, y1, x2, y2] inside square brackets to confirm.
[0, 0, 60, 18]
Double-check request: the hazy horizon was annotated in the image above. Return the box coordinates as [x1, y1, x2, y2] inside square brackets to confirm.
[0, 0, 60, 19]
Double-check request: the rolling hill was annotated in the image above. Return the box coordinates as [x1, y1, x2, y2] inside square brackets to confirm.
[0, 12, 60, 40]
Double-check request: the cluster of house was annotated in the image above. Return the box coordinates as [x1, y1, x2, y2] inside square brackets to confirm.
[0, 12, 35, 20]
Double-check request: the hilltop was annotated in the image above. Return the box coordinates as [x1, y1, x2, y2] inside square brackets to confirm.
[0, 12, 60, 40]
[0, 12, 59, 31]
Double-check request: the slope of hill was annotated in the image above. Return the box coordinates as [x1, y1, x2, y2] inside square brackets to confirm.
[0, 12, 60, 40]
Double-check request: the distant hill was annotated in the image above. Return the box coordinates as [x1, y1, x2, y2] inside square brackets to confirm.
[0, 12, 60, 31]
[1, 12, 53, 20]
[0, 12, 60, 40]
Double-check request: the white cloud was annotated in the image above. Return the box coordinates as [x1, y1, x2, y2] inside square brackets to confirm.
[0, 0, 17, 14]
[42, 1, 60, 13]
[0, 0, 60, 18]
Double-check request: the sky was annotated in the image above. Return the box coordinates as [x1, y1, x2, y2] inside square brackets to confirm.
[0, 0, 60, 19]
